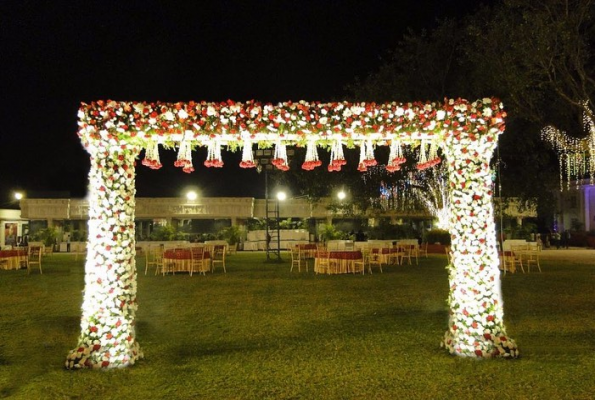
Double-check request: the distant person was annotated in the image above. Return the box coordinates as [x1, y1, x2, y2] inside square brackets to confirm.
[561, 230, 570, 249]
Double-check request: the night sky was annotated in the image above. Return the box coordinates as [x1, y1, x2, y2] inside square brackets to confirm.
[0, 0, 484, 206]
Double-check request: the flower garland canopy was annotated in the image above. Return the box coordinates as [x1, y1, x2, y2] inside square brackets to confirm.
[68, 97, 518, 370]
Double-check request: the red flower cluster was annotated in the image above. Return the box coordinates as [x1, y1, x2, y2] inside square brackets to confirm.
[174, 158, 194, 173]
[328, 159, 346, 172]
[385, 156, 407, 173]
[272, 158, 289, 171]
[301, 160, 322, 171]
[416, 157, 441, 170]
[239, 160, 256, 168]
[141, 158, 162, 170]
[385, 164, 401, 173]
[204, 159, 224, 168]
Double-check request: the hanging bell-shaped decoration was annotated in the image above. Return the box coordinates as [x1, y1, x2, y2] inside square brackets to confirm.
[142, 141, 163, 170]
[302, 139, 322, 171]
[239, 136, 256, 168]
[272, 139, 289, 171]
[174, 140, 194, 173]
[204, 139, 224, 168]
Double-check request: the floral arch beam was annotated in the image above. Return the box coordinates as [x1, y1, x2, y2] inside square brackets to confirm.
[67, 98, 518, 369]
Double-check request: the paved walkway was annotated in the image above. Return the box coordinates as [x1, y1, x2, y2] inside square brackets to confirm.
[538, 247, 595, 264]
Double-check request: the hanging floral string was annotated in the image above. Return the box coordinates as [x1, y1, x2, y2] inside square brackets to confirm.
[386, 139, 406, 173]
[239, 136, 256, 168]
[141, 141, 162, 170]
[302, 139, 322, 170]
[272, 139, 289, 171]
[174, 140, 194, 173]
[204, 139, 224, 168]
[427, 139, 441, 167]
[365, 138, 377, 167]
[328, 139, 346, 172]
[416, 140, 429, 170]
[357, 140, 368, 172]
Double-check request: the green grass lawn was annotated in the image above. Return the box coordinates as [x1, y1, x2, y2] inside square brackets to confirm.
[1, 252, 594, 399]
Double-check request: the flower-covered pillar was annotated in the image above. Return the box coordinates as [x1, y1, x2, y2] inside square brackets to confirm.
[66, 135, 143, 369]
[440, 122, 519, 358]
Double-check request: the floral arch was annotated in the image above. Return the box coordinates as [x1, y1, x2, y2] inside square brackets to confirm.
[66, 97, 518, 369]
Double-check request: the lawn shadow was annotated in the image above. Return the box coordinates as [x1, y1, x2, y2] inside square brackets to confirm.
[170, 306, 448, 363]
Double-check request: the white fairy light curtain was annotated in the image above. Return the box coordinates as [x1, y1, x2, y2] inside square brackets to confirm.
[72, 97, 517, 369]
[541, 103, 595, 190]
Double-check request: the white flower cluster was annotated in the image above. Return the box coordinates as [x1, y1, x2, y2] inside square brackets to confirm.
[440, 127, 519, 359]
[66, 142, 143, 369]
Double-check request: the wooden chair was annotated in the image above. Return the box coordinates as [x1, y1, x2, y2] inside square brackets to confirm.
[400, 245, 413, 265]
[314, 249, 330, 274]
[211, 245, 227, 273]
[145, 245, 164, 275]
[190, 247, 209, 276]
[507, 246, 526, 273]
[367, 248, 384, 274]
[525, 249, 541, 273]
[27, 246, 43, 274]
[290, 245, 307, 272]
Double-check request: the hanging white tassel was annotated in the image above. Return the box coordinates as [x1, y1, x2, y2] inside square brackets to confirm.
[357, 140, 367, 172]
[364, 138, 377, 166]
[386, 139, 405, 173]
[416, 140, 429, 170]
[272, 139, 289, 171]
[173, 140, 194, 173]
[328, 139, 346, 172]
[142, 141, 162, 170]
[204, 139, 223, 168]
[302, 139, 321, 170]
[240, 136, 255, 168]
[427, 139, 441, 167]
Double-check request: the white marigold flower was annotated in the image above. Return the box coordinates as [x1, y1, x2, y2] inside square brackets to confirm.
[482, 107, 493, 118]
[319, 117, 328, 125]
[164, 111, 175, 121]
[207, 106, 216, 116]
[436, 110, 446, 120]
[482, 98, 491, 104]
[395, 107, 404, 116]
[178, 109, 188, 119]
[342, 108, 352, 118]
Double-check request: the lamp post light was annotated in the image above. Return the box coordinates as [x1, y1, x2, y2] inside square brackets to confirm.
[14, 192, 23, 201]
[337, 190, 346, 201]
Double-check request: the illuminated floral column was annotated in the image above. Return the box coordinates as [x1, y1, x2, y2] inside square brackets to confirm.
[441, 127, 519, 358]
[66, 139, 143, 369]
